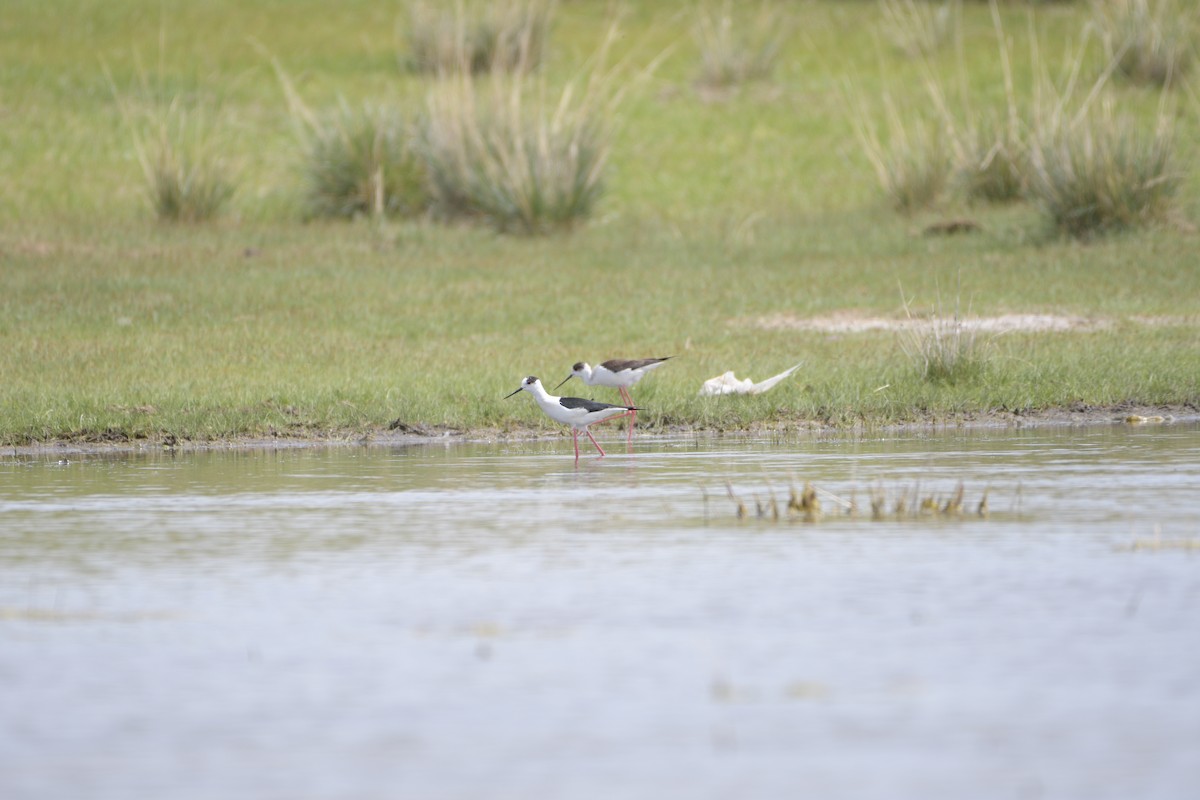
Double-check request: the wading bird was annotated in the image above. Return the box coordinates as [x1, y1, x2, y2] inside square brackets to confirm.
[506, 376, 639, 461]
[553, 357, 671, 438]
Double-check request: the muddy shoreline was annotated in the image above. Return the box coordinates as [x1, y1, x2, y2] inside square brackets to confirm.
[5, 403, 1197, 459]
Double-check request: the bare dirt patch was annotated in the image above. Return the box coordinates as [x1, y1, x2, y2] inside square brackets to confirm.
[744, 311, 1196, 335]
[747, 311, 1114, 334]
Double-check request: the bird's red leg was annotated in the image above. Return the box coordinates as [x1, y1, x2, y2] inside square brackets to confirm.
[585, 427, 606, 457]
[620, 387, 637, 439]
[573, 429, 580, 462]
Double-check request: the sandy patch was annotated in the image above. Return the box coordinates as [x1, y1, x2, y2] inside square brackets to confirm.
[748, 311, 1123, 334]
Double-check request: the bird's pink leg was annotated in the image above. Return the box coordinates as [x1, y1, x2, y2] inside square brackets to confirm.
[585, 427, 607, 457]
[620, 387, 637, 439]
[573, 429, 580, 462]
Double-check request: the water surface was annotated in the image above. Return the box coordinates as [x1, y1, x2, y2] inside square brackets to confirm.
[3, 423, 1199, 800]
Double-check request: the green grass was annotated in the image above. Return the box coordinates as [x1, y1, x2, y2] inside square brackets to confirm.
[2, 0, 1199, 445]
[298, 102, 426, 220]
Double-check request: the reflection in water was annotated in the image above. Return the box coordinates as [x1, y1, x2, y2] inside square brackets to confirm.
[2, 422, 1200, 800]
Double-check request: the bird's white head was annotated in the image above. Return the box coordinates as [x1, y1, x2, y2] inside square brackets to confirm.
[553, 362, 591, 390]
[504, 376, 542, 399]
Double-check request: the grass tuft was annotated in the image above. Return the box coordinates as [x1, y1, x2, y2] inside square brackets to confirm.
[403, 0, 551, 75]
[107, 62, 236, 223]
[957, 113, 1029, 203]
[303, 103, 427, 220]
[899, 292, 991, 385]
[878, 0, 956, 58]
[1028, 97, 1180, 237]
[692, 1, 788, 90]
[138, 104, 236, 223]
[418, 77, 608, 232]
[1092, 0, 1196, 87]
[851, 93, 951, 212]
[415, 21, 631, 233]
[263, 51, 428, 220]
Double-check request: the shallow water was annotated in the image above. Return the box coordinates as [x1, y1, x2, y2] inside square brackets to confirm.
[2, 423, 1199, 800]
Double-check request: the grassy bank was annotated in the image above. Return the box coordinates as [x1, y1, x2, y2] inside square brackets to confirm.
[2, 0, 1198, 445]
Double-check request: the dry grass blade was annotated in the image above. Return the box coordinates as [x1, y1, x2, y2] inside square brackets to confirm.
[734, 478, 995, 524]
[953, 1, 1028, 203]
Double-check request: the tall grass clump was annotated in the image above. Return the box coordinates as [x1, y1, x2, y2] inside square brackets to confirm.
[416, 23, 633, 233]
[944, 1, 1031, 203]
[692, 1, 789, 90]
[853, 0, 1185, 221]
[851, 94, 952, 212]
[1092, 0, 1196, 87]
[1024, 11, 1183, 238]
[136, 102, 236, 222]
[303, 103, 427, 219]
[1027, 99, 1179, 237]
[108, 64, 236, 223]
[956, 114, 1029, 202]
[264, 53, 427, 220]
[403, 0, 552, 75]
[853, 0, 1019, 211]
[418, 76, 608, 232]
[879, 0, 956, 58]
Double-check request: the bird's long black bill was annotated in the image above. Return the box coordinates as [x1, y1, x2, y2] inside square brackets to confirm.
[504, 387, 523, 399]
[552, 375, 572, 391]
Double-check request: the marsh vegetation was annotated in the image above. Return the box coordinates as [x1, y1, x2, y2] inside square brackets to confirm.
[2, 0, 1198, 446]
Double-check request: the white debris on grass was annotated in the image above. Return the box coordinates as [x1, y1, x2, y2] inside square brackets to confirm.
[700, 362, 803, 396]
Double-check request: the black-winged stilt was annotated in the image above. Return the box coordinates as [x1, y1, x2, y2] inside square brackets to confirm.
[553, 357, 671, 438]
[505, 376, 640, 461]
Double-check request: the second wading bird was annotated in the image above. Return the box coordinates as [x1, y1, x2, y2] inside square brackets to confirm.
[506, 376, 640, 461]
[554, 357, 671, 438]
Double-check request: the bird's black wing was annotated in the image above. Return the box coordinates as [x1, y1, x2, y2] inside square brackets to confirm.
[600, 356, 672, 373]
[559, 396, 637, 413]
